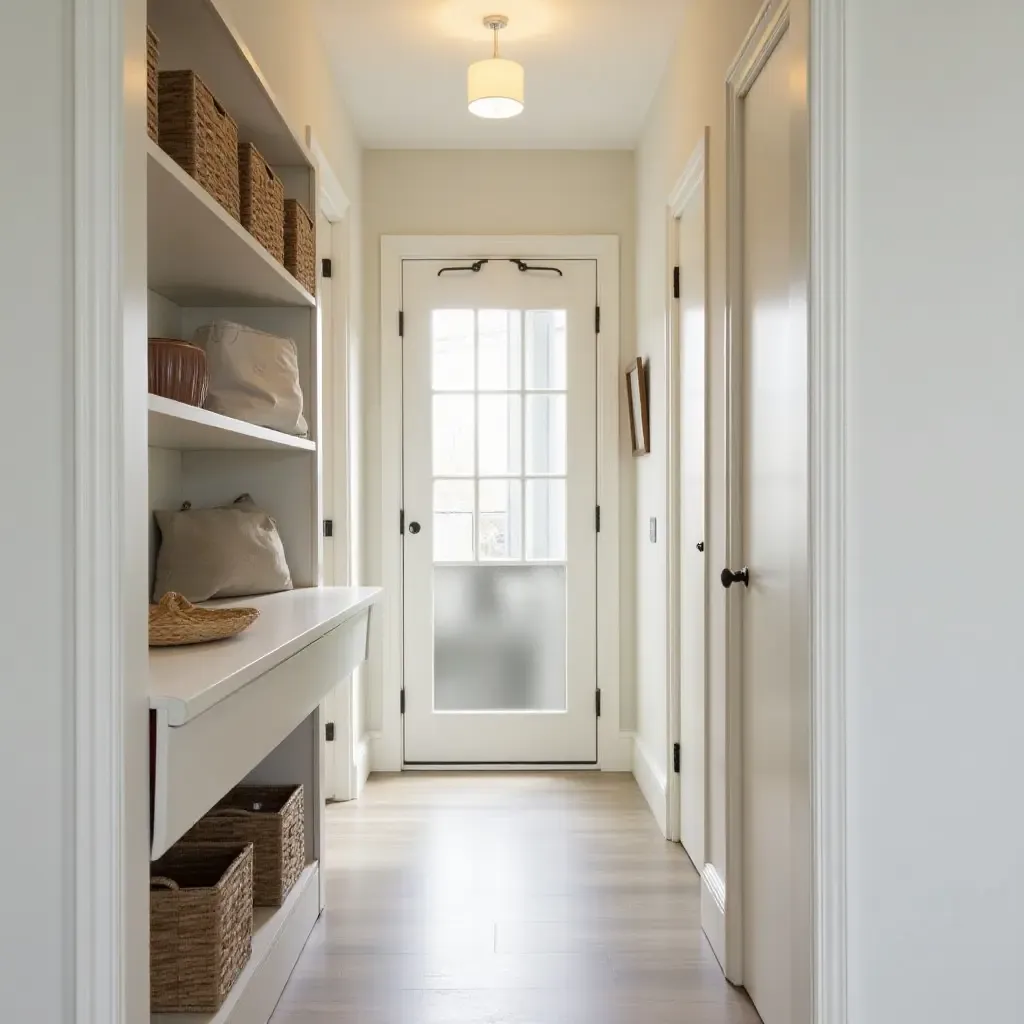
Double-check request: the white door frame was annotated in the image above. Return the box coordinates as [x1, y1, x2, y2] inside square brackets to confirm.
[377, 235, 629, 772]
[666, 130, 711, 845]
[72, 0, 848, 1018]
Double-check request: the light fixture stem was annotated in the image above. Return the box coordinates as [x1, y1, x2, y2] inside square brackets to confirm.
[493, 24, 499, 58]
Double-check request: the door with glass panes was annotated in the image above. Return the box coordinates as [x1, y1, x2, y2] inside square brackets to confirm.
[402, 258, 598, 764]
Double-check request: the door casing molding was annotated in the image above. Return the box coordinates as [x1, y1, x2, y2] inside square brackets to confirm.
[377, 234, 628, 772]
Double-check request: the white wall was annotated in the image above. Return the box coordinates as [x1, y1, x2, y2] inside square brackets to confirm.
[0, 0, 75, 1016]
[845, 2, 1024, 1020]
[633, 0, 763, 853]
[361, 149, 637, 757]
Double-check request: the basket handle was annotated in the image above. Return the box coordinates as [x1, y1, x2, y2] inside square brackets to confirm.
[213, 97, 228, 118]
[150, 876, 179, 891]
[209, 806, 263, 816]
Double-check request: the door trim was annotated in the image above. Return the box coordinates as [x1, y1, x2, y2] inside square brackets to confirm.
[723, 0, 793, 988]
[666, 129, 711, 845]
[377, 235, 629, 773]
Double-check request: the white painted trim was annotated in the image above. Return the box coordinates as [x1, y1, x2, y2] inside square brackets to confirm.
[377, 235, 625, 773]
[724, 0, 792, 986]
[632, 738, 669, 837]
[75, 0, 127, 1019]
[665, 130, 710, 845]
[701, 864, 727, 970]
[810, 1, 849, 1021]
[353, 732, 372, 796]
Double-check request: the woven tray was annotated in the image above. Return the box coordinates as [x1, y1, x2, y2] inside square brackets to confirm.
[184, 785, 304, 906]
[151, 843, 253, 1013]
[149, 592, 259, 647]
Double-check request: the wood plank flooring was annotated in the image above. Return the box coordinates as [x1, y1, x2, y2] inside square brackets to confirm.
[272, 773, 760, 1024]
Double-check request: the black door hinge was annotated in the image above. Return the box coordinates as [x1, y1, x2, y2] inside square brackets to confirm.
[596, 505, 602, 533]
[673, 742, 681, 773]
[595, 306, 602, 334]
[326, 722, 336, 742]
[322, 257, 333, 279]
[400, 509, 405, 535]
[673, 266, 680, 300]
[400, 689, 406, 714]
[399, 310, 405, 337]
[595, 689, 602, 717]
[323, 519, 334, 538]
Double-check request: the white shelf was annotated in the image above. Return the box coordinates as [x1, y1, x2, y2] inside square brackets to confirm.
[152, 862, 321, 1024]
[148, 0, 312, 169]
[150, 588, 380, 726]
[147, 141, 315, 308]
[148, 395, 316, 452]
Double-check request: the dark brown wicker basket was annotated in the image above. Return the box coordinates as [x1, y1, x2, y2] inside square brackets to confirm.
[239, 143, 284, 263]
[150, 843, 253, 1013]
[284, 199, 316, 295]
[148, 338, 209, 407]
[158, 69, 240, 220]
[146, 27, 159, 143]
[183, 785, 304, 907]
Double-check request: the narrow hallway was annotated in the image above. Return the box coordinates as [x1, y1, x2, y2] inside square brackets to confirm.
[272, 774, 759, 1023]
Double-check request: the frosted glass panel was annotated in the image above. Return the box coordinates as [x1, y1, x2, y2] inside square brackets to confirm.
[525, 395, 567, 475]
[433, 395, 474, 476]
[526, 310, 567, 390]
[434, 480, 475, 562]
[526, 479, 567, 561]
[434, 566, 567, 711]
[478, 395, 522, 476]
[479, 479, 522, 561]
[433, 310, 475, 390]
[478, 309, 522, 390]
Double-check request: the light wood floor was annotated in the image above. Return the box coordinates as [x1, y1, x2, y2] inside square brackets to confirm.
[272, 773, 760, 1024]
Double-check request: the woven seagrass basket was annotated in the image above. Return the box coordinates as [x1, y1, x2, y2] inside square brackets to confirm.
[284, 199, 315, 294]
[239, 143, 285, 263]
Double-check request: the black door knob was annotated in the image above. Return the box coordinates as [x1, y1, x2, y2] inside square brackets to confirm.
[696, 541, 705, 553]
[408, 521, 422, 535]
[721, 566, 750, 589]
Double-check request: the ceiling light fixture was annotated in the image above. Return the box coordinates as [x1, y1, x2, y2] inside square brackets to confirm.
[468, 15, 524, 120]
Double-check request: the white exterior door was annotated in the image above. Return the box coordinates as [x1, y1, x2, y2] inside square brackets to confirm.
[677, 187, 708, 876]
[730, 7, 811, 1023]
[402, 258, 599, 765]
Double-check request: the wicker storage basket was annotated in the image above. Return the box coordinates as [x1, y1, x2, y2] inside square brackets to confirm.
[158, 69, 240, 220]
[239, 143, 285, 263]
[146, 28, 159, 142]
[184, 785, 304, 907]
[284, 199, 316, 294]
[148, 338, 209, 407]
[150, 843, 254, 1013]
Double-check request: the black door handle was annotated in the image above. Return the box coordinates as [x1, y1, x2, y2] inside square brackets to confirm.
[696, 541, 705, 553]
[721, 567, 749, 589]
[408, 521, 422, 535]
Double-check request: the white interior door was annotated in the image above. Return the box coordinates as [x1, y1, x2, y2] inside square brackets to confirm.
[732, 10, 811, 1024]
[677, 186, 708, 875]
[401, 258, 599, 765]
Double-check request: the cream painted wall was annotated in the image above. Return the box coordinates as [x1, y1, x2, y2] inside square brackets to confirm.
[361, 149, 637, 751]
[633, 0, 763, 859]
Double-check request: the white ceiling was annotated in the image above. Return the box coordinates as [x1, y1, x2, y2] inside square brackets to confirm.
[314, 0, 687, 150]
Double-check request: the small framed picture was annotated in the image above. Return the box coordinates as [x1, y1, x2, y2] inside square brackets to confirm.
[626, 357, 650, 456]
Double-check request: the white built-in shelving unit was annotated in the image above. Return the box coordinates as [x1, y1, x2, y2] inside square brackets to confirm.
[141, 1, 379, 1020]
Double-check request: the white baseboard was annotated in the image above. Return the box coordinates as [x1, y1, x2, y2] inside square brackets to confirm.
[353, 732, 372, 796]
[701, 863, 727, 970]
[632, 737, 668, 836]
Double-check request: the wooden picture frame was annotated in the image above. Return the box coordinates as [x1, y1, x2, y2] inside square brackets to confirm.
[626, 357, 651, 456]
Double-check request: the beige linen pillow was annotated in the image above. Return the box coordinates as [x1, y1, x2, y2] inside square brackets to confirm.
[153, 495, 293, 603]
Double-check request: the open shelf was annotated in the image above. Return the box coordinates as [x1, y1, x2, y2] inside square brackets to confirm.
[152, 862, 321, 1024]
[148, 395, 316, 453]
[147, 141, 316, 308]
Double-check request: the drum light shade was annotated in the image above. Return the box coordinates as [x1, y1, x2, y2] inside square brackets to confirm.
[469, 15, 524, 119]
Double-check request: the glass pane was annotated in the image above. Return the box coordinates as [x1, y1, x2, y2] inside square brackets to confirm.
[525, 310, 567, 390]
[526, 479, 567, 561]
[478, 310, 522, 391]
[432, 310, 474, 391]
[479, 479, 523, 561]
[525, 395, 567, 475]
[434, 480, 475, 562]
[434, 566, 567, 711]
[433, 394, 475, 476]
[478, 395, 522, 476]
